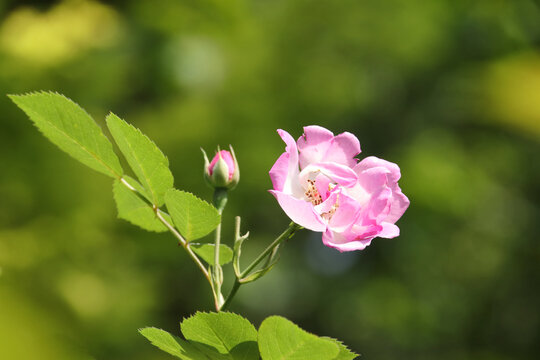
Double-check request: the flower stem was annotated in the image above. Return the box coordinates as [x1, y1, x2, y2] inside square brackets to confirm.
[212, 188, 228, 310]
[241, 222, 301, 278]
[220, 279, 240, 311]
[220, 221, 302, 311]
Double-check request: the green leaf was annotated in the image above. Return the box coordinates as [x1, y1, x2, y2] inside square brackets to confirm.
[106, 112, 173, 206]
[181, 312, 259, 360]
[9, 92, 123, 178]
[165, 190, 220, 241]
[191, 244, 233, 266]
[113, 177, 169, 232]
[323, 338, 358, 360]
[139, 327, 211, 360]
[139, 327, 184, 358]
[258, 316, 339, 360]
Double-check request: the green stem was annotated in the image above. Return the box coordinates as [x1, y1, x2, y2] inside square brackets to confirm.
[213, 189, 228, 267]
[220, 279, 240, 311]
[241, 222, 301, 278]
[212, 188, 228, 310]
[220, 221, 301, 311]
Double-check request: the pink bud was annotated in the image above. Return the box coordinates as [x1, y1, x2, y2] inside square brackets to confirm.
[208, 150, 235, 180]
[202, 146, 240, 190]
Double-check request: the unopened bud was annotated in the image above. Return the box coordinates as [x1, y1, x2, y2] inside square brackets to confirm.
[202, 145, 240, 190]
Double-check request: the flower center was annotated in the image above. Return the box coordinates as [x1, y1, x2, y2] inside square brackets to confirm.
[322, 195, 339, 221]
[304, 179, 323, 205]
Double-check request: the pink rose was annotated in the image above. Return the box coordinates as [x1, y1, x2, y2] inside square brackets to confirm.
[269, 126, 409, 252]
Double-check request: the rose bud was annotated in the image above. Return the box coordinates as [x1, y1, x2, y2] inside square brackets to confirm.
[202, 145, 240, 190]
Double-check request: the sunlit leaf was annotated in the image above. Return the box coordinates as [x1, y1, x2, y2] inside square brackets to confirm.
[106, 113, 173, 206]
[9, 92, 123, 178]
[180, 312, 259, 360]
[258, 316, 339, 360]
[165, 190, 220, 241]
[139, 327, 211, 360]
[323, 338, 358, 360]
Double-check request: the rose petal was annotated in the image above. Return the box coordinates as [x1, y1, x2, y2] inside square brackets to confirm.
[356, 156, 401, 188]
[297, 126, 334, 169]
[297, 126, 361, 169]
[356, 166, 391, 193]
[362, 187, 392, 223]
[322, 229, 373, 252]
[314, 188, 339, 216]
[378, 222, 400, 238]
[323, 131, 361, 167]
[314, 173, 332, 201]
[327, 191, 362, 232]
[299, 162, 358, 188]
[269, 190, 326, 231]
[386, 188, 410, 223]
[269, 152, 290, 192]
[269, 129, 304, 197]
[355, 156, 409, 224]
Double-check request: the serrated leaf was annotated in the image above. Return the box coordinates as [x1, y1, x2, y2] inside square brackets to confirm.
[139, 327, 212, 360]
[191, 244, 233, 266]
[323, 338, 358, 360]
[181, 312, 259, 360]
[113, 177, 169, 232]
[9, 92, 123, 178]
[258, 316, 339, 360]
[106, 113, 173, 206]
[165, 190, 220, 241]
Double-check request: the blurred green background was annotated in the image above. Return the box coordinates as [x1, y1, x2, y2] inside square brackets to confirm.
[1, 0, 539, 359]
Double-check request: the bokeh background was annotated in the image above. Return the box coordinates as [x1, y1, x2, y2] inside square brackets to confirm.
[1, 0, 539, 359]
